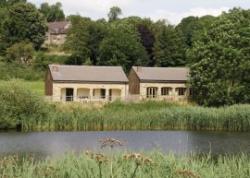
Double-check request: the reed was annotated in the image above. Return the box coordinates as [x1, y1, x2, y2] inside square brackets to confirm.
[0, 152, 249, 178]
[21, 101, 250, 132]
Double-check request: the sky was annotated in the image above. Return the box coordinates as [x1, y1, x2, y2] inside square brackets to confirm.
[29, 0, 250, 24]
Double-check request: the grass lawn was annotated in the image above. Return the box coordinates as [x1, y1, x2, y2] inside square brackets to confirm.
[0, 80, 44, 96]
[24, 80, 44, 96]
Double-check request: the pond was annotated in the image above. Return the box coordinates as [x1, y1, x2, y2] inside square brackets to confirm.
[0, 131, 249, 157]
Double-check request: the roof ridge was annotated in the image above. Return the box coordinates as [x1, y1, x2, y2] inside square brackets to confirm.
[133, 66, 188, 69]
[49, 64, 123, 68]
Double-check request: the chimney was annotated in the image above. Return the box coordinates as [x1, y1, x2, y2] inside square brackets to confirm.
[51, 65, 59, 72]
[136, 66, 142, 72]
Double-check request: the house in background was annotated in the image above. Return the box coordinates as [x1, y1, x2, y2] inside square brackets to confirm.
[45, 65, 128, 102]
[44, 21, 71, 46]
[128, 66, 190, 101]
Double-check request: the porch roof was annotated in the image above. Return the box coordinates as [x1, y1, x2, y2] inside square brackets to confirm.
[49, 64, 128, 83]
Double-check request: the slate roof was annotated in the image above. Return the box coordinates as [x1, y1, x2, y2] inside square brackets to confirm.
[49, 65, 128, 83]
[132, 66, 189, 82]
[48, 21, 71, 34]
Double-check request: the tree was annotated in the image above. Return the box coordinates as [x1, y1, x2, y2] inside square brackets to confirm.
[6, 41, 34, 64]
[0, 8, 7, 54]
[188, 8, 250, 106]
[176, 16, 200, 47]
[64, 16, 90, 65]
[176, 15, 215, 48]
[87, 21, 107, 65]
[2, 2, 46, 50]
[0, 0, 26, 7]
[98, 23, 149, 72]
[40, 2, 65, 22]
[108, 6, 122, 22]
[154, 24, 186, 67]
[120, 17, 156, 66]
[65, 16, 108, 65]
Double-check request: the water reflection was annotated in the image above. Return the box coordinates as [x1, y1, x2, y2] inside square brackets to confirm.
[0, 131, 249, 158]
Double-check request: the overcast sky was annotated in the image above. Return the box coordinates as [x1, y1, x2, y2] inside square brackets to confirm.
[29, 0, 250, 24]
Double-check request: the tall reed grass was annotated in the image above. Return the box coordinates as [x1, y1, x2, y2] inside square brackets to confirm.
[22, 101, 250, 132]
[0, 152, 249, 178]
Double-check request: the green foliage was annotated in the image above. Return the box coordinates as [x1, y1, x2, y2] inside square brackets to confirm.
[0, 62, 43, 80]
[0, 80, 49, 129]
[39, 2, 65, 22]
[0, 152, 250, 178]
[33, 52, 68, 70]
[64, 16, 90, 64]
[65, 16, 107, 65]
[188, 8, 250, 106]
[0, 0, 26, 7]
[6, 41, 34, 64]
[1, 2, 46, 50]
[122, 17, 156, 66]
[99, 23, 149, 72]
[176, 15, 215, 47]
[154, 23, 186, 67]
[108, 6, 122, 22]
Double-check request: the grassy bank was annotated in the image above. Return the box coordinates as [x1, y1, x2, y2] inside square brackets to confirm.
[0, 152, 249, 178]
[1, 80, 250, 132]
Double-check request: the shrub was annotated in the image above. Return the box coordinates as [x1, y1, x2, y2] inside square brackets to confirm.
[0, 62, 43, 80]
[0, 80, 50, 129]
[5, 41, 34, 64]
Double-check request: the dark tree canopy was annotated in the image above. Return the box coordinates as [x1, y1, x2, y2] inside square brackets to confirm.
[154, 23, 186, 67]
[39, 2, 65, 22]
[1, 2, 46, 50]
[176, 15, 215, 48]
[98, 23, 149, 72]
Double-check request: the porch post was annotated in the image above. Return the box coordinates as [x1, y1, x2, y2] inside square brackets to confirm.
[89, 88, 93, 101]
[73, 88, 77, 101]
[105, 88, 109, 101]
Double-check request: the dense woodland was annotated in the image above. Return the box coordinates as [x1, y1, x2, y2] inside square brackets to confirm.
[0, 0, 250, 106]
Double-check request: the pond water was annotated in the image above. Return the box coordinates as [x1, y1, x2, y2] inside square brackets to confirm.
[0, 131, 249, 157]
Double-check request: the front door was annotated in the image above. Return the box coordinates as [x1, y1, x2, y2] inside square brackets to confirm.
[66, 88, 74, 101]
[100, 89, 106, 99]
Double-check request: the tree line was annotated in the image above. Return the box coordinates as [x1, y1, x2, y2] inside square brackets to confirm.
[0, 0, 249, 106]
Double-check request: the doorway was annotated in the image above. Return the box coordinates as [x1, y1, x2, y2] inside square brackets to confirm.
[66, 88, 74, 101]
[100, 89, 106, 99]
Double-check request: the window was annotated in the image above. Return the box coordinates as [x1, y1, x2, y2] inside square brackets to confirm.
[161, 87, 172, 96]
[176, 88, 186, 96]
[147, 87, 158, 98]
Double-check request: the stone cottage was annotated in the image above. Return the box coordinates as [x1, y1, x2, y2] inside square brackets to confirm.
[44, 21, 71, 46]
[128, 66, 190, 101]
[45, 64, 129, 102]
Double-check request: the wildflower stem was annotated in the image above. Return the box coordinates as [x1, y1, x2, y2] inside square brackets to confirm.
[131, 164, 139, 178]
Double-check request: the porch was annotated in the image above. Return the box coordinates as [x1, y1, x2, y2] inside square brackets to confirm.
[60, 88, 123, 102]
